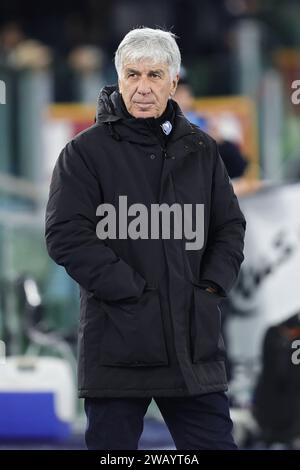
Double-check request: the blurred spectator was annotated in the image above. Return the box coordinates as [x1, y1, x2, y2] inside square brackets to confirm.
[174, 76, 207, 129]
[0, 21, 53, 70]
[208, 113, 263, 196]
[68, 45, 104, 75]
[8, 40, 53, 70]
[174, 74, 263, 197]
[0, 21, 25, 64]
[68, 45, 106, 103]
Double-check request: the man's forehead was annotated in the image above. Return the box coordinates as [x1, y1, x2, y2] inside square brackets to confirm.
[123, 62, 168, 73]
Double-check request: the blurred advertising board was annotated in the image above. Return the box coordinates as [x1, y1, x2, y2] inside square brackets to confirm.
[228, 182, 300, 364]
[43, 96, 259, 183]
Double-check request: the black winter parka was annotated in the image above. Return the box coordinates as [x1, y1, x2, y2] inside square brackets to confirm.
[45, 86, 246, 398]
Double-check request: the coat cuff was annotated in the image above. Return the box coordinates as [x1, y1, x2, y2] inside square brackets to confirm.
[200, 279, 222, 292]
[200, 256, 237, 297]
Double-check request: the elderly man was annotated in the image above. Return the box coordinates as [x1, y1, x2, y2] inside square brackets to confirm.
[45, 27, 246, 450]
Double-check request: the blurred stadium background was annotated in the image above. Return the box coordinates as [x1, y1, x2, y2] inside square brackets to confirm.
[1, 0, 300, 450]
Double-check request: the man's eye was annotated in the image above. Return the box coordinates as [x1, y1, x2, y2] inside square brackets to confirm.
[151, 73, 160, 78]
[128, 73, 136, 78]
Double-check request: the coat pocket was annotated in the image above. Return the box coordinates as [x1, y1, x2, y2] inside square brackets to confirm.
[190, 282, 226, 363]
[99, 286, 169, 367]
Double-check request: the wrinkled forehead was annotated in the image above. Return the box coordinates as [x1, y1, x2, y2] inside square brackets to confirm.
[121, 60, 170, 76]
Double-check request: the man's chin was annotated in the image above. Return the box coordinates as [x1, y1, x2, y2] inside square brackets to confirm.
[136, 113, 156, 119]
[132, 109, 158, 119]
[128, 104, 158, 119]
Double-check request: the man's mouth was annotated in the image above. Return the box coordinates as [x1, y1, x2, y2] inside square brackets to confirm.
[134, 102, 154, 107]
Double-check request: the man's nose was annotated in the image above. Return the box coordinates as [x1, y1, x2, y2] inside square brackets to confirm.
[137, 78, 151, 95]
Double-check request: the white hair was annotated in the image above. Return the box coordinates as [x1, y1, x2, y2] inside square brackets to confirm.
[115, 27, 181, 80]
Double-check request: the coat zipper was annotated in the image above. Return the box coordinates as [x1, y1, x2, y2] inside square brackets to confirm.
[158, 142, 200, 385]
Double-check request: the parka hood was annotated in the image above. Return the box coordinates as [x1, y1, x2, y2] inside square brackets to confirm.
[95, 84, 198, 148]
[96, 85, 122, 124]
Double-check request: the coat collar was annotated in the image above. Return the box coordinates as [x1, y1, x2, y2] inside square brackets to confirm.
[96, 85, 195, 145]
[96, 85, 201, 156]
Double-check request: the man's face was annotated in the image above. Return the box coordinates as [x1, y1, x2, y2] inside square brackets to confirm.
[118, 61, 179, 118]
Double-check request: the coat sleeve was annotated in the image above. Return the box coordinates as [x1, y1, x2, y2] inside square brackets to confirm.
[45, 139, 146, 302]
[199, 140, 246, 296]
